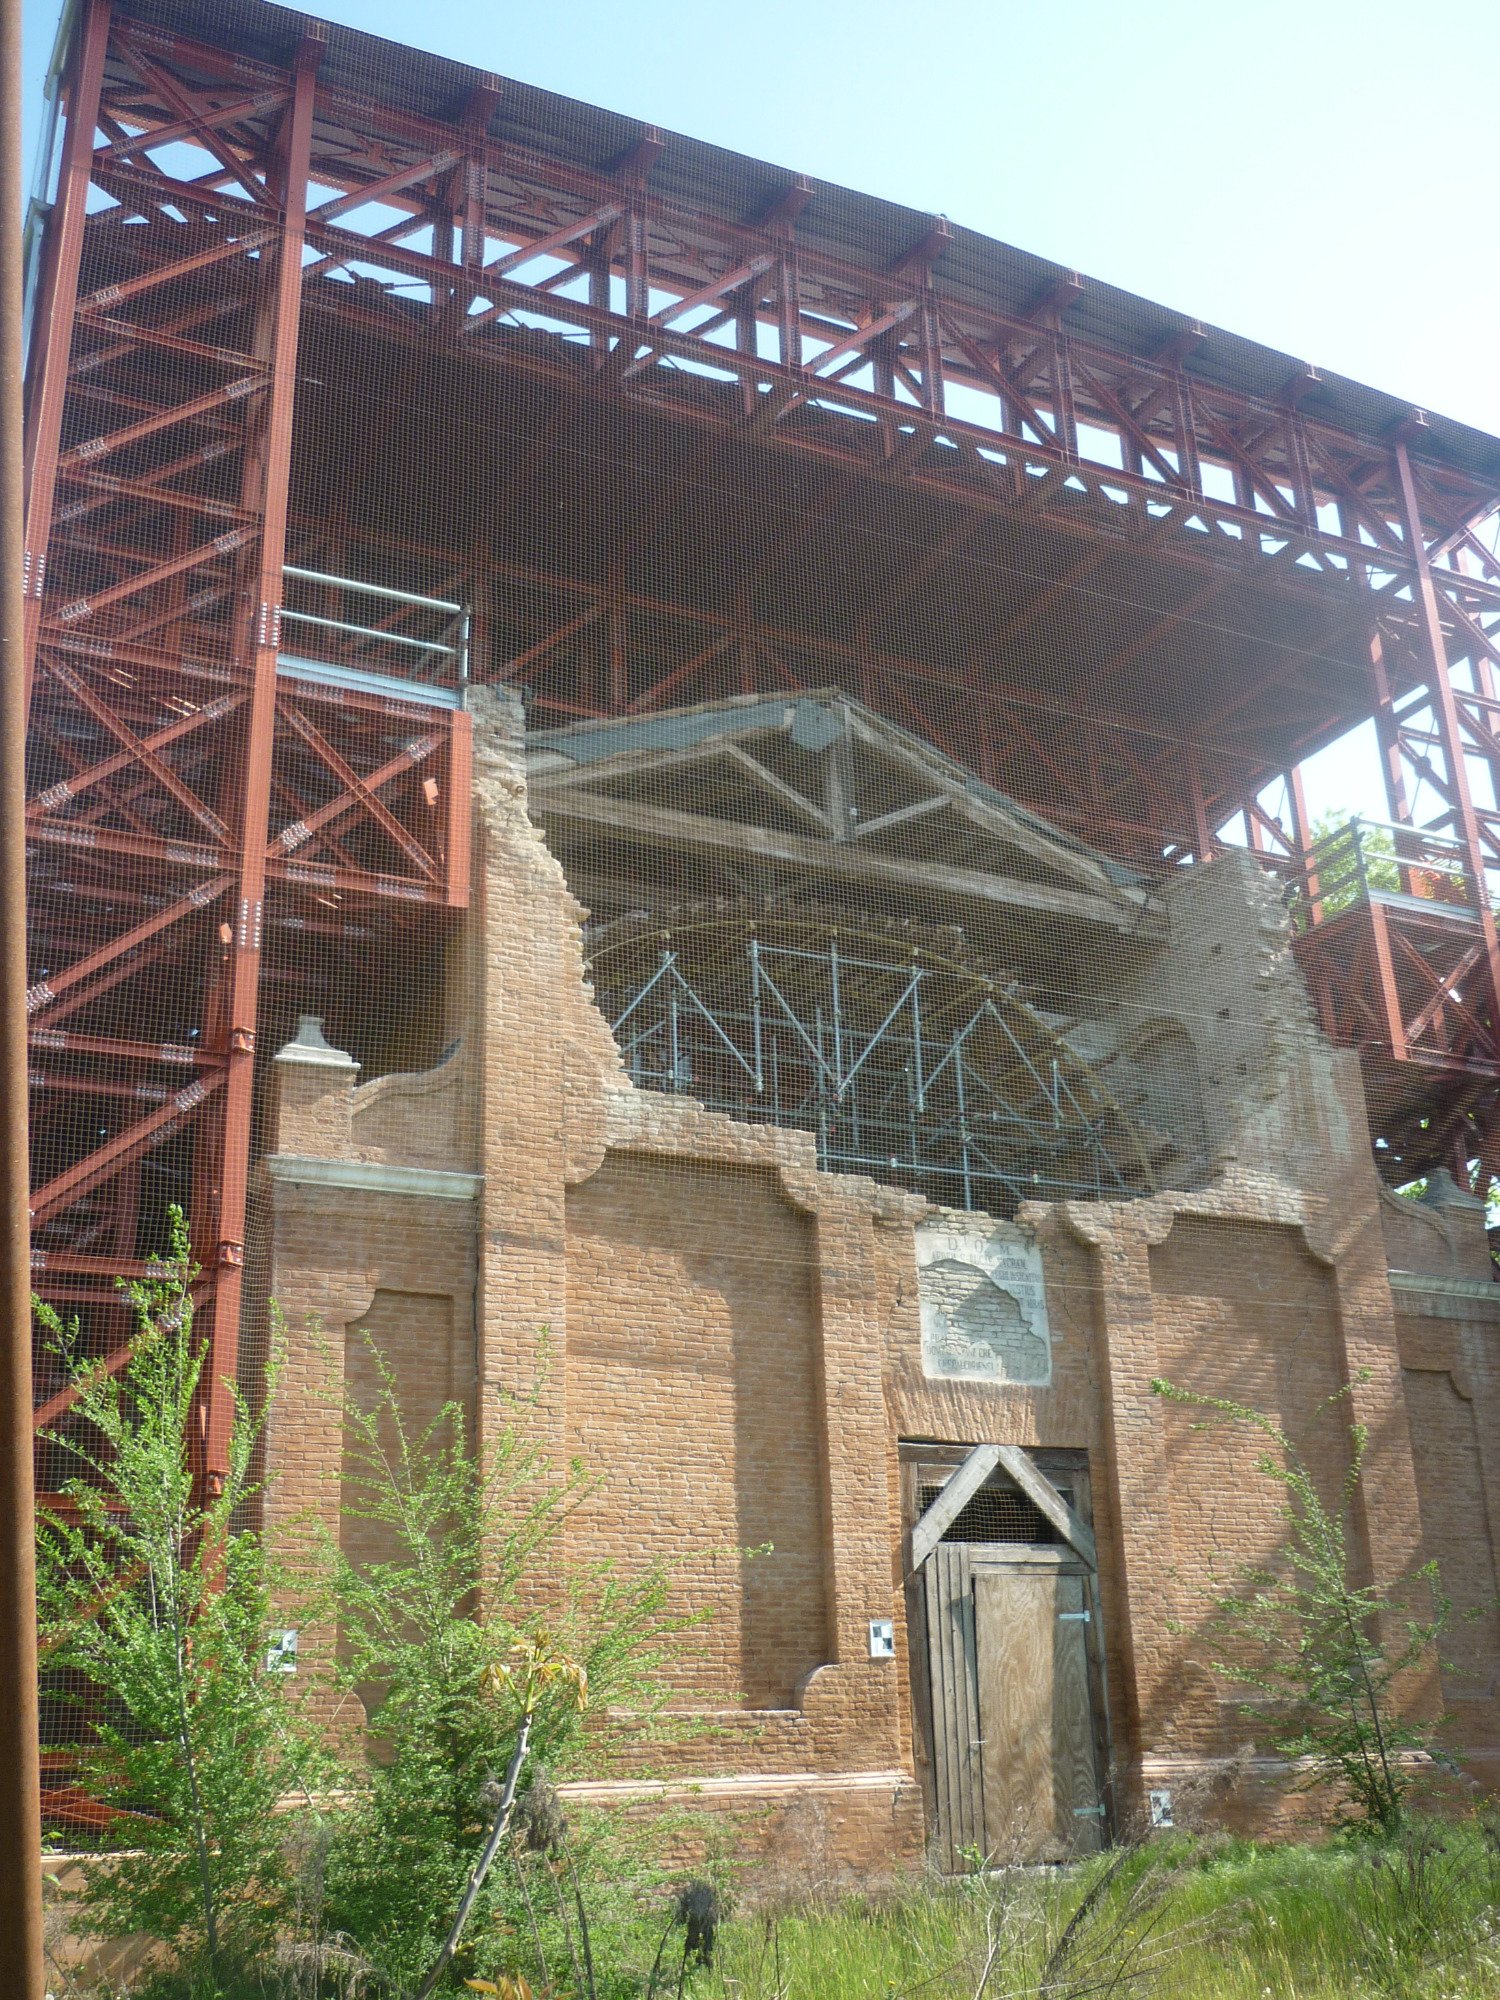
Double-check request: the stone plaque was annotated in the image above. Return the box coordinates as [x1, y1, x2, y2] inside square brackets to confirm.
[915, 1215, 1051, 1386]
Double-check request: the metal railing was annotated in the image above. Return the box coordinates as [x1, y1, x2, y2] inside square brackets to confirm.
[276, 566, 470, 704]
[1284, 816, 1477, 932]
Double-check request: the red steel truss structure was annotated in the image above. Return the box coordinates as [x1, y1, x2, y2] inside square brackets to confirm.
[23, 0, 1500, 1491]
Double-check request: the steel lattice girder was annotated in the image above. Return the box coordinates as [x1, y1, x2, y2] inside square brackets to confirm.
[279, 79, 1497, 589]
[22, 0, 1500, 1462]
[22, 6, 472, 1488]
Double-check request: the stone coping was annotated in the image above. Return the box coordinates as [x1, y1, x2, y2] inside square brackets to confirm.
[1389, 1268, 1500, 1317]
[263, 1154, 482, 1201]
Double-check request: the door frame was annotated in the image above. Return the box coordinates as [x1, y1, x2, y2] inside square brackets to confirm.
[900, 1441, 1115, 1868]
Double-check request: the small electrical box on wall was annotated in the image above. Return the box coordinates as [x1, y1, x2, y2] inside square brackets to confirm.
[868, 1617, 896, 1660]
[266, 1629, 299, 1675]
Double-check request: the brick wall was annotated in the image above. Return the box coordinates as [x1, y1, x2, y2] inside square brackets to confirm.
[563, 1151, 829, 1709]
[1148, 1216, 1348, 1758]
[1394, 1292, 1500, 1783]
[1405, 1365, 1499, 1708]
[342, 1289, 469, 1577]
[875, 1209, 1131, 1793]
[1381, 1181, 1500, 1784]
[251, 692, 1498, 1882]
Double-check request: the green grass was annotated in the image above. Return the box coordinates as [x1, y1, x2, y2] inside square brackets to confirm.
[692, 1824, 1500, 2000]
[53, 1819, 1500, 1999]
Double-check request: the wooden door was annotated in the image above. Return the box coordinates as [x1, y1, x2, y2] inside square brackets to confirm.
[923, 1548, 1106, 1868]
[973, 1566, 1103, 1861]
[923, 1544, 983, 1870]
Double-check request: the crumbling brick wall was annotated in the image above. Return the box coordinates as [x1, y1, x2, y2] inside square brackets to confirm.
[253, 686, 1497, 1878]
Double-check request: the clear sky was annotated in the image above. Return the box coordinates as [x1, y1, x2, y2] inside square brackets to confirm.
[20, 0, 1500, 824]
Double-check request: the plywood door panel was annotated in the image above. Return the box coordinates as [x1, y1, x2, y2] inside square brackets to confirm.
[973, 1569, 1102, 1862]
[974, 1571, 1054, 1860]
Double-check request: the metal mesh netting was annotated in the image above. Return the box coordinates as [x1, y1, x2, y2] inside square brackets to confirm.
[917, 1483, 1065, 1548]
[21, 0, 1500, 1838]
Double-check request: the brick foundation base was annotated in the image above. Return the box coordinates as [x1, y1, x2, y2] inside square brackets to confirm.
[558, 1770, 929, 1896]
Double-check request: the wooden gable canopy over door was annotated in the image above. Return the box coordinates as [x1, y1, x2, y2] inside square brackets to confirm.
[906, 1443, 1111, 1870]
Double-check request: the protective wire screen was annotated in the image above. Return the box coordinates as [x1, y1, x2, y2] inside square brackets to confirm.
[21, 0, 1500, 1843]
[918, 1484, 1065, 1548]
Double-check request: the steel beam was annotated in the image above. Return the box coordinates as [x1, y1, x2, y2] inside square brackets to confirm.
[193, 28, 319, 1486]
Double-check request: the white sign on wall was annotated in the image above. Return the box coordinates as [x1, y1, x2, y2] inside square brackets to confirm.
[915, 1214, 1052, 1386]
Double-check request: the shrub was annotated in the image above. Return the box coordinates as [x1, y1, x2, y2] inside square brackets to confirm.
[316, 1343, 692, 1990]
[34, 1209, 327, 1982]
[1151, 1376, 1449, 1835]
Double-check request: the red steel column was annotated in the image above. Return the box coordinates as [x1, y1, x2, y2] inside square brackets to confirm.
[199, 35, 322, 1485]
[20, 0, 110, 708]
[1368, 901, 1409, 1064]
[1, 0, 46, 1977]
[1365, 625, 1421, 895]
[1285, 765, 1324, 925]
[1185, 746, 1213, 862]
[1368, 629, 1413, 814]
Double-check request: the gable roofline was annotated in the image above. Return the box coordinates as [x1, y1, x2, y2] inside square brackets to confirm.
[525, 688, 1147, 894]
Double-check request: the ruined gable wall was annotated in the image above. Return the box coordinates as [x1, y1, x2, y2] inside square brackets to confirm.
[256, 690, 1491, 1862]
[1094, 847, 1375, 1200]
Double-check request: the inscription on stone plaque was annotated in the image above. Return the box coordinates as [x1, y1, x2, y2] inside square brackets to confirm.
[915, 1215, 1051, 1385]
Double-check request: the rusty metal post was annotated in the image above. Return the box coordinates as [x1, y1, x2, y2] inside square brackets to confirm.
[0, 0, 47, 1982]
[1285, 765, 1324, 925]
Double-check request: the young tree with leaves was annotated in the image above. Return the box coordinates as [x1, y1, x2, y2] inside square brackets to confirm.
[34, 1209, 325, 1980]
[1151, 1376, 1449, 1835]
[317, 1347, 691, 1991]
